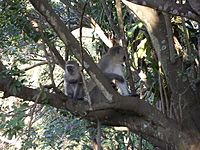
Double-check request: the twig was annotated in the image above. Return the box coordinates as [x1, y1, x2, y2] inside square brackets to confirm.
[115, 0, 137, 95]
[163, 82, 170, 117]
[22, 61, 48, 71]
[158, 61, 165, 114]
[79, 3, 87, 68]
[100, 0, 118, 34]
[27, 85, 44, 136]
[38, 16, 56, 89]
[173, 104, 180, 122]
[79, 3, 92, 109]
[80, 71, 92, 109]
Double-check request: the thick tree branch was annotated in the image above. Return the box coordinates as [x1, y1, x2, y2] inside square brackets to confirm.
[123, 0, 200, 23]
[0, 59, 192, 148]
[0, 61, 66, 109]
[123, 0, 199, 116]
[104, 115, 172, 149]
[0, 60, 169, 127]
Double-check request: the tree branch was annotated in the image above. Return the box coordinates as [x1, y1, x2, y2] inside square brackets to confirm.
[0, 60, 66, 109]
[122, 0, 200, 23]
[27, 14, 66, 69]
[21, 61, 48, 71]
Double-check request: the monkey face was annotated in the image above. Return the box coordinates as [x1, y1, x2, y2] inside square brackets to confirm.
[109, 46, 126, 63]
[65, 61, 79, 75]
[66, 65, 74, 74]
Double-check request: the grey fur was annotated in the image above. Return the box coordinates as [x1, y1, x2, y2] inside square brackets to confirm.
[64, 61, 84, 100]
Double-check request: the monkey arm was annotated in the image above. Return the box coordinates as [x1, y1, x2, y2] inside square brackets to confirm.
[73, 82, 84, 100]
[97, 55, 111, 71]
[115, 81, 130, 96]
[67, 79, 79, 84]
[66, 84, 74, 98]
[104, 73, 125, 83]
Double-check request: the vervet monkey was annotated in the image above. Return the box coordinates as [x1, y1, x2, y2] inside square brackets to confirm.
[92, 46, 130, 150]
[64, 61, 84, 100]
[98, 46, 130, 96]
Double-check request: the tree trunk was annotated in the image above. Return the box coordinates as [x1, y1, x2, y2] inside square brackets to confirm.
[122, 1, 200, 149]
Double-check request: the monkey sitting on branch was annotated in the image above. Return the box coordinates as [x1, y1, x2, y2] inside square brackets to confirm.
[98, 46, 130, 96]
[64, 60, 84, 100]
[64, 46, 130, 101]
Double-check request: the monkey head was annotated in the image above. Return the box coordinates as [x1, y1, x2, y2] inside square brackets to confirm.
[64, 60, 84, 100]
[65, 61, 79, 75]
[108, 46, 126, 63]
[65, 60, 82, 83]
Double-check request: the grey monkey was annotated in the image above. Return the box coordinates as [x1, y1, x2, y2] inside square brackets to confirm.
[64, 61, 84, 100]
[98, 46, 130, 96]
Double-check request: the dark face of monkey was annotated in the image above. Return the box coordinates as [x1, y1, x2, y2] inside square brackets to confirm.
[66, 65, 76, 75]
[65, 61, 81, 83]
[64, 60, 84, 100]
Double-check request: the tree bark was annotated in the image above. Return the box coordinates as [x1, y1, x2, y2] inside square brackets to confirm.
[122, 0, 200, 23]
